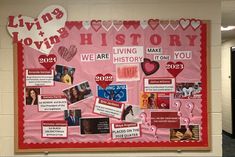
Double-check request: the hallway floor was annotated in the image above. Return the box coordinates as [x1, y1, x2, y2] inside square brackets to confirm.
[223, 132, 235, 157]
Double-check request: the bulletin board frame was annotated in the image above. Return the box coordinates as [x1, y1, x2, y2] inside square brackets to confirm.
[13, 19, 211, 153]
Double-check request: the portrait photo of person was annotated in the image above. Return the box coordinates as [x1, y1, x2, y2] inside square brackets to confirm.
[80, 118, 109, 135]
[64, 109, 81, 126]
[25, 88, 40, 105]
[63, 81, 93, 104]
[54, 65, 75, 85]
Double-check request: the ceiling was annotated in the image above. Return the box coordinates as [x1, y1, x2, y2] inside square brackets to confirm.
[222, 0, 235, 42]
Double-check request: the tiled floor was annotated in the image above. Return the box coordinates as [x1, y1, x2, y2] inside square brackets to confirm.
[223, 132, 235, 157]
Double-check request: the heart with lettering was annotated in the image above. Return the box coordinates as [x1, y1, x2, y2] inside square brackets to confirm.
[38, 54, 57, 70]
[148, 19, 159, 30]
[166, 61, 184, 77]
[58, 45, 77, 62]
[7, 5, 67, 54]
[141, 58, 160, 76]
[95, 73, 113, 89]
[91, 20, 102, 32]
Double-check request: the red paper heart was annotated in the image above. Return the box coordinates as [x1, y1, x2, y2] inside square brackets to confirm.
[91, 20, 102, 32]
[141, 58, 160, 76]
[38, 54, 57, 70]
[58, 45, 77, 62]
[166, 62, 184, 77]
[65, 21, 83, 30]
[123, 21, 140, 29]
[148, 19, 159, 30]
[95, 73, 113, 89]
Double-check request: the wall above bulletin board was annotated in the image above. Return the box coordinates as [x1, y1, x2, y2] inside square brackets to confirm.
[9, 5, 210, 152]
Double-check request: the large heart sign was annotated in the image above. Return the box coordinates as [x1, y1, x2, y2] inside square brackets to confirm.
[95, 74, 113, 89]
[38, 54, 57, 70]
[58, 45, 77, 62]
[7, 5, 67, 54]
[141, 58, 160, 76]
[166, 62, 184, 77]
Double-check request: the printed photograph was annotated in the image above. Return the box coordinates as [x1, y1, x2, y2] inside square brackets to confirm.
[64, 109, 81, 126]
[97, 85, 127, 102]
[25, 88, 40, 105]
[156, 93, 170, 109]
[174, 82, 202, 99]
[54, 64, 75, 85]
[80, 118, 110, 134]
[170, 125, 199, 141]
[122, 105, 142, 123]
[63, 81, 93, 104]
[140, 92, 158, 109]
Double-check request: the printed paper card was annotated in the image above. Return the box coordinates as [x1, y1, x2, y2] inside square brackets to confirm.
[144, 77, 175, 93]
[38, 95, 67, 111]
[111, 122, 141, 139]
[26, 69, 54, 87]
[41, 120, 68, 138]
[93, 97, 125, 119]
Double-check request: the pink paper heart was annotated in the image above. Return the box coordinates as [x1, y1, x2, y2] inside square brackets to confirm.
[141, 58, 160, 76]
[91, 20, 102, 32]
[58, 45, 77, 62]
[148, 19, 159, 30]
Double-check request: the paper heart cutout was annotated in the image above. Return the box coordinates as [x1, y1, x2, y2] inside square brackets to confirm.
[7, 5, 67, 54]
[179, 19, 190, 30]
[160, 20, 170, 30]
[141, 58, 160, 76]
[38, 54, 57, 70]
[191, 19, 201, 30]
[140, 20, 148, 29]
[65, 21, 82, 30]
[91, 20, 102, 32]
[102, 20, 113, 31]
[58, 45, 77, 62]
[166, 61, 184, 77]
[170, 20, 179, 30]
[123, 21, 140, 29]
[148, 19, 159, 30]
[113, 20, 123, 31]
[83, 21, 90, 30]
[95, 73, 113, 89]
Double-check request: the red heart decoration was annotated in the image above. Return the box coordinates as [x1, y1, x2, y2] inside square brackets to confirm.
[123, 21, 140, 29]
[166, 62, 184, 77]
[95, 73, 113, 89]
[141, 58, 160, 76]
[38, 54, 57, 70]
[65, 21, 83, 30]
[91, 20, 102, 32]
[148, 19, 159, 30]
[58, 45, 77, 62]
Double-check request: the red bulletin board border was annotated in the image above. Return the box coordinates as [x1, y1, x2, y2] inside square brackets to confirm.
[14, 20, 210, 153]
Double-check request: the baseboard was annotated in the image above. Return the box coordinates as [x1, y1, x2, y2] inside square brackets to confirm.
[223, 130, 235, 138]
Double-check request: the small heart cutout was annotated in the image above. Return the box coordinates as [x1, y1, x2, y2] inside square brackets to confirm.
[148, 19, 159, 30]
[95, 73, 113, 89]
[58, 45, 77, 62]
[179, 18, 190, 30]
[190, 19, 201, 30]
[166, 61, 184, 77]
[141, 58, 160, 76]
[38, 54, 57, 70]
[91, 20, 102, 32]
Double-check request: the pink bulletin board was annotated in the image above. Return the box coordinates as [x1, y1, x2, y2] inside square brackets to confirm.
[10, 5, 210, 153]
